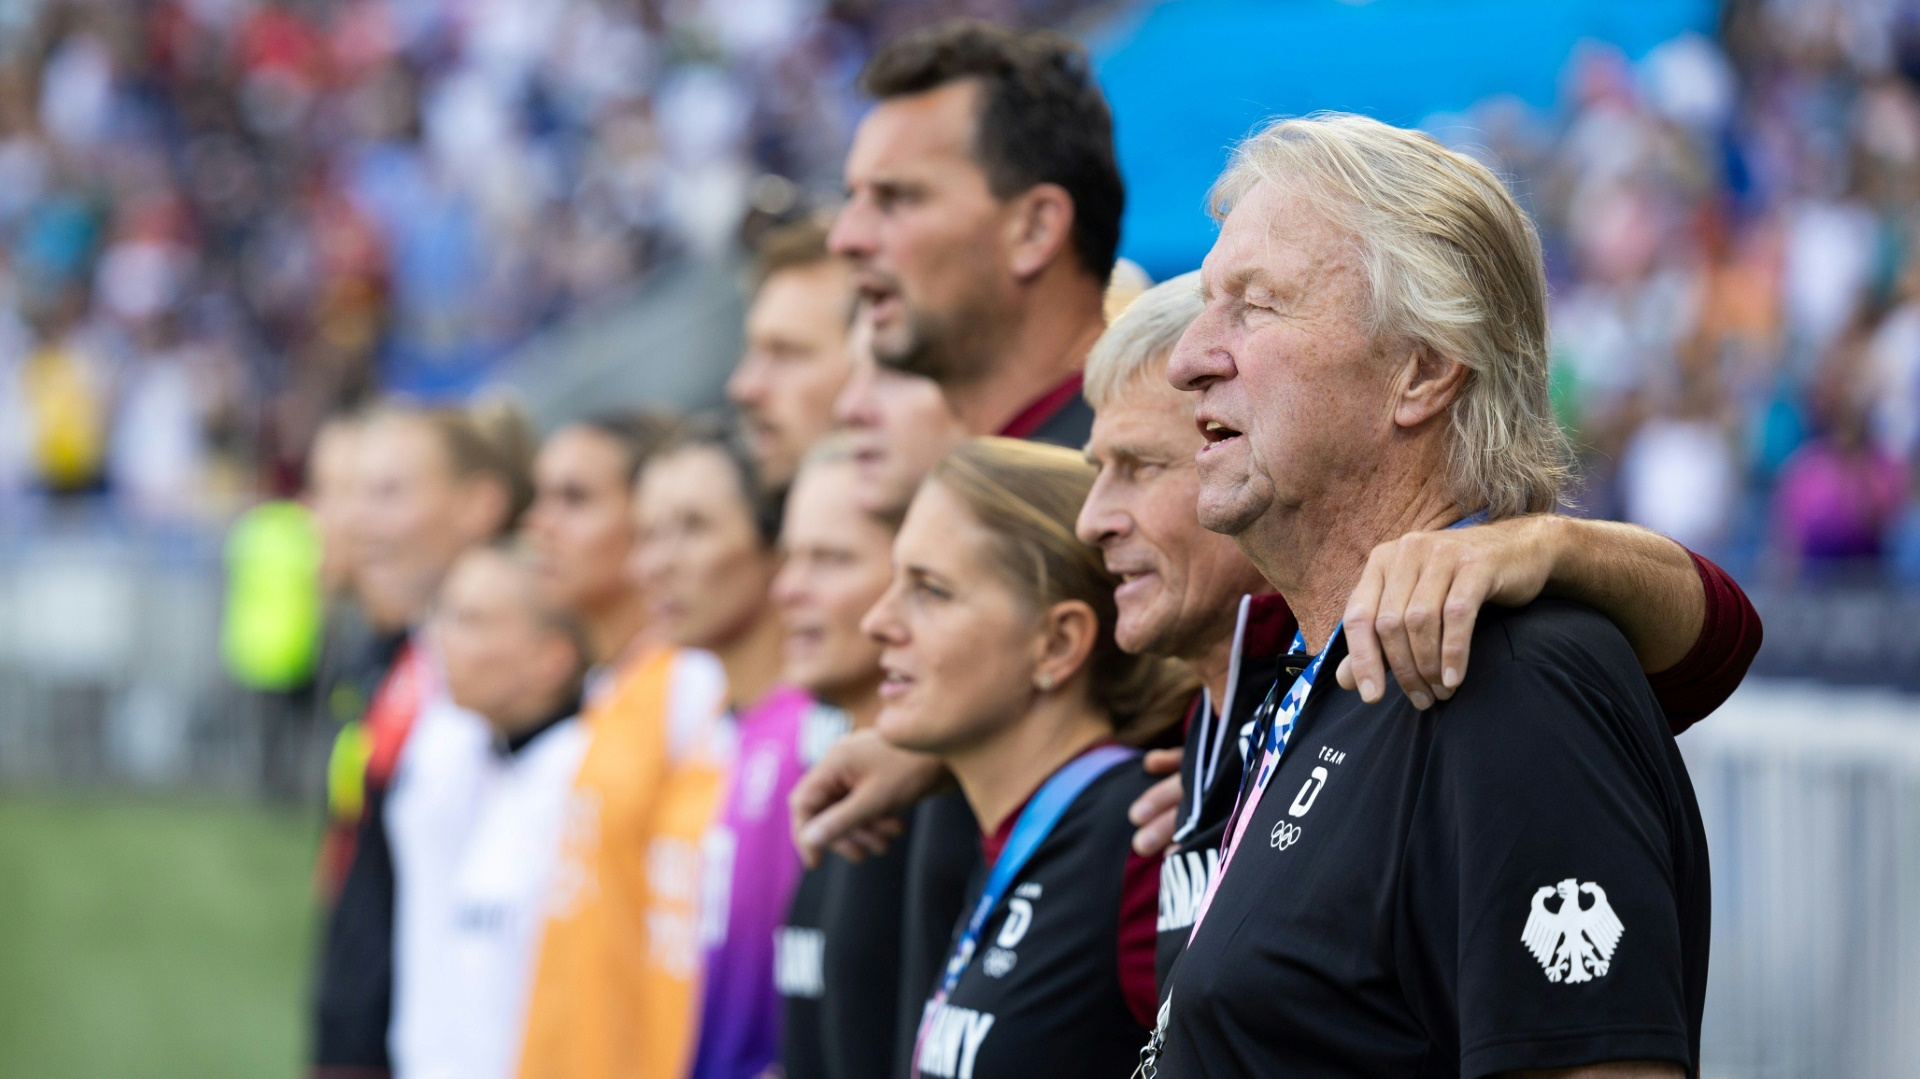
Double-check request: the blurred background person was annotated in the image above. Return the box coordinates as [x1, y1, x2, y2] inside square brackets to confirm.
[728, 221, 858, 493]
[523, 413, 678, 678]
[408, 543, 589, 1079]
[514, 416, 731, 1079]
[770, 437, 906, 1079]
[309, 415, 368, 606]
[864, 437, 1189, 1079]
[634, 422, 808, 1079]
[1769, 379, 1908, 581]
[315, 399, 533, 1078]
[305, 412, 387, 807]
[832, 313, 970, 518]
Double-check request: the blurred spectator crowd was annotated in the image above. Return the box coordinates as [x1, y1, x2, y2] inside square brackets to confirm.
[6, 0, 1920, 586]
[1430, 1, 1920, 586]
[0, 0, 1092, 524]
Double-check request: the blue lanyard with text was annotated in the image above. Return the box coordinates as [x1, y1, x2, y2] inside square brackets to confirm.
[1239, 510, 1490, 808]
[1192, 627, 1334, 935]
[912, 742, 1140, 1076]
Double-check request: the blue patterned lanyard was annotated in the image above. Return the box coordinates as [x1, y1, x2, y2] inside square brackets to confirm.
[911, 742, 1140, 1077]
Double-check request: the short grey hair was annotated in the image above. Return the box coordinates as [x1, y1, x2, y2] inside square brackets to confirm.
[1212, 112, 1570, 519]
[1084, 270, 1204, 409]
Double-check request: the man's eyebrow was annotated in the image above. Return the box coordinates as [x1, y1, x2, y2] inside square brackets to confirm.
[904, 563, 949, 588]
[1220, 264, 1270, 296]
[1107, 444, 1161, 466]
[869, 175, 929, 197]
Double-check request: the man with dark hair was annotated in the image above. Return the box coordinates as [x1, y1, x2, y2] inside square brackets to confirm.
[728, 220, 858, 491]
[829, 19, 1118, 448]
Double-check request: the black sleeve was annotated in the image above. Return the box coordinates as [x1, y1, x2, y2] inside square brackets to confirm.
[894, 792, 981, 1079]
[312, 785, 395, 1072]
[1396, 622, 1699, 1078]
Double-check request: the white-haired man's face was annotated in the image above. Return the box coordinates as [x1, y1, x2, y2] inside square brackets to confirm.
[1077, 372, 1270, 661]
[1168, 180, 1394, 549]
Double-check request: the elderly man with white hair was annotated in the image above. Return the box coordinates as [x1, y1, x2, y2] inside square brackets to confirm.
[1078, 269, 1751, 998]
[1143, 115, 1709, 1079]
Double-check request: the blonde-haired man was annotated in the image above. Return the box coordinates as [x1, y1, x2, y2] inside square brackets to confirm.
[1148, 114, 1712, 1079]
[1079, 266, 1756, 998]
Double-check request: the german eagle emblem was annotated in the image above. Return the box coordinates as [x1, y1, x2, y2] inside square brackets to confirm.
[1521, 878, 1624, 984]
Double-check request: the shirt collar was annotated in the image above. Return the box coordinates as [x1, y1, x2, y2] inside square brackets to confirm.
[996, 372, 1086, 440]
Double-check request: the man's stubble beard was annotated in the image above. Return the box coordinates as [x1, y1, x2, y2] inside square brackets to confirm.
[872, 292, 1004, 390]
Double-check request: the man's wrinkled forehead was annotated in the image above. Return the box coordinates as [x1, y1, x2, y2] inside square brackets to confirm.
[1089, 370, 1200, 455]
[1198, 180, 1349, 301]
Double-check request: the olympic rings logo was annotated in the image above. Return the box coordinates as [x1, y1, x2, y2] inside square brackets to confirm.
[1269, 820, 1302, 850]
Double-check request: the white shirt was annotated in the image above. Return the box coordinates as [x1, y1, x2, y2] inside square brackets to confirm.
[405, 715, 588, 1079]
[387, 689, 493, 1075]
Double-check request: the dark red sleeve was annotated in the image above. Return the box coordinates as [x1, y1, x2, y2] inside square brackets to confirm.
[1645, 551, 1763, 735]
[1118, 848, 1161, 1029]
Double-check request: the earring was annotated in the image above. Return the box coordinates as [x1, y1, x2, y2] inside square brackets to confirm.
[1036, 673, 1054, 692]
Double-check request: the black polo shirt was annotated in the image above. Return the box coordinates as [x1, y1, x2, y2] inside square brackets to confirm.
[1155, 599, 1710, 1079]
[777, 822, 910, 1079]
[895, 790, 980, 1076]
[776, 705, 908, 1079]
[1156, 594, 1296, 990]
[913, 761, 1157, 1079]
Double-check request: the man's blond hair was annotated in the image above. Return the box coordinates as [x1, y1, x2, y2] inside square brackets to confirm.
[1213, 113, 1569, 519]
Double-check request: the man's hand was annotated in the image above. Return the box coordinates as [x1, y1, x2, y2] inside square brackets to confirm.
[789, 729, 946, 868]
[1339, 515, 1706, 710]
[1127, 748, 1185, 857]
[1339, 516, 1561, 709]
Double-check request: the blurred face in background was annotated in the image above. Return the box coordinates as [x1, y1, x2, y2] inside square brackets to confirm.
[632, 445, 779, 652]
[862, 479, 1043, 756]
[309, 417, 362, 598]
[772, 455, 893, 709]
[524, 425, 639, 621]
[830, 81, 1009, 385]
[728, 259, 857, 490]
[352, 413, 506, 632]
[432, 547, 582, 733]
[833, 316, 968, 516]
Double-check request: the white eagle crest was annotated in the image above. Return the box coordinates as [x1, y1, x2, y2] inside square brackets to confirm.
[1521, 878, 1625, 984]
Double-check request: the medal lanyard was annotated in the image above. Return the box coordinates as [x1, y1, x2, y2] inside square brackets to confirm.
[1187, 627, 1333, 941]
[911, 743, 1140, 1078]
[1185, 510, 1486, 941]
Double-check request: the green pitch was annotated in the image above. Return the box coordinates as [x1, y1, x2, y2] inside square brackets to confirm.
[0, 797, 318, 1078]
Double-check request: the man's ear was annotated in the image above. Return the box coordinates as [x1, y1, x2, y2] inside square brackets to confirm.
[1006, 183, 1077, 282]
[1391, 343, 1471, 431]
[1032, 598, 1099, 693]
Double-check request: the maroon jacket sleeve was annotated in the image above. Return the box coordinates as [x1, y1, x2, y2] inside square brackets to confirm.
[1118, 848, 1161, 1029]
[1645, 551, 1763, 734]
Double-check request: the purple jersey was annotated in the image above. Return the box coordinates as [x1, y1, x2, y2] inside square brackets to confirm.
[689, 686, 812, 1079]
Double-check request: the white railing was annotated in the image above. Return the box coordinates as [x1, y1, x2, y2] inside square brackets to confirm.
[0, 525, 278, 792]
[1683, 680, 1920, 1079]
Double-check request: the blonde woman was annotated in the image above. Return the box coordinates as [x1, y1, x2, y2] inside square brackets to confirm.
[864, 438, 1190, 1079]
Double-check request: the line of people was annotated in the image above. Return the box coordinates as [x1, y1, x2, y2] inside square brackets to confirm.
[304, 19, 1763, 1079]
